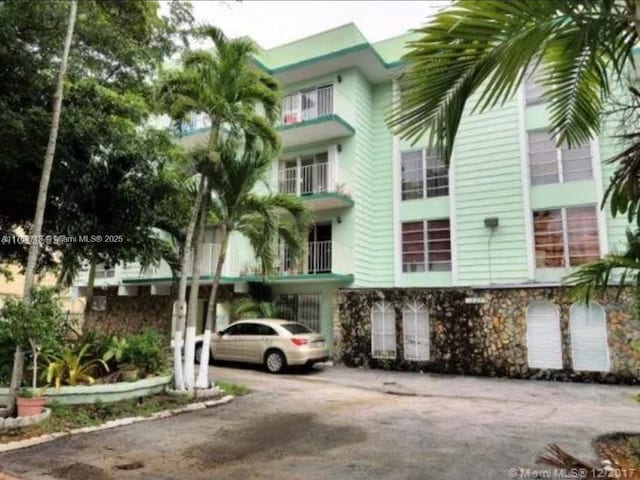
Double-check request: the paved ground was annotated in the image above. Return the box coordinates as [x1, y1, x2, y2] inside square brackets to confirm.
[0, 364, 638, 480]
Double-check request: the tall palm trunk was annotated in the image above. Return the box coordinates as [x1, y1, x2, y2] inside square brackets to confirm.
[195, 224, 229, 388]
[172, 174, 206, 390]
[84, 246, 97, 312]
[8, 0, 77, 412]
[183, 188, 209, 390]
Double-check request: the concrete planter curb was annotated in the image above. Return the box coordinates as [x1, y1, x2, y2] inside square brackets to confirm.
[0, 376, 172, 406]
[0, 395, 234, 453]
[0, 408, 51, 430]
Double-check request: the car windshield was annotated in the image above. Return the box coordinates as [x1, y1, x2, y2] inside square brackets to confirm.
[281, 323, 313, 334]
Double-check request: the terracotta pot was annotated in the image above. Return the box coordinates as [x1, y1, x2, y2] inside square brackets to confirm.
[16, 396, 46, 417]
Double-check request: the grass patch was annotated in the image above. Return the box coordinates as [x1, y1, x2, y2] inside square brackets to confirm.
[0, 394, 193, 445]
[216, 381, 250, 396]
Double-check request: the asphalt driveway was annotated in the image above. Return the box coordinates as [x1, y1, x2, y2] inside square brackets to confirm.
[0, 364, 638, 479]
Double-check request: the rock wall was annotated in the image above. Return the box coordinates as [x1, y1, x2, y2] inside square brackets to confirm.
[83, 286, 175, 336]
[83, 285, 235, 336]
[337, 287, 640, 384]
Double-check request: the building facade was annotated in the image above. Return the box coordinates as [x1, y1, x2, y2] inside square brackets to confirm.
[76, 24, 639, 382]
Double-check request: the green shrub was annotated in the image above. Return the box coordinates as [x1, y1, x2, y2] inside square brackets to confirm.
[122, 329, 168, 375]
[0, 331, 15, 386]
[0, 287, 68, 388]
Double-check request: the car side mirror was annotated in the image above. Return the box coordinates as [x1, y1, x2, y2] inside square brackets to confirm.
[217, 331, 225, 337]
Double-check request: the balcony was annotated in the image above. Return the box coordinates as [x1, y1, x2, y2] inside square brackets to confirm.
[73, 243, 239, 289]
[276, 240, 349, 279]
[276, 161, 353, 211]
[279, 85, 354, 148]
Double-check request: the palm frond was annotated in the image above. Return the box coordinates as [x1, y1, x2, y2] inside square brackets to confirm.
[565, 229, 640, 303]
[389, 0, 635, 161]
[603, 129, 640, 225]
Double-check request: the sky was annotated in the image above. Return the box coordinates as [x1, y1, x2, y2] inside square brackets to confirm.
[184, 1, 450, 49]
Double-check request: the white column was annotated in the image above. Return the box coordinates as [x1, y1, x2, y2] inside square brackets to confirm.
[517, 85, 536, 281]
[391, 81, 403, 286]
[591, 136, 609, 255]
[328, 144, 338, 192]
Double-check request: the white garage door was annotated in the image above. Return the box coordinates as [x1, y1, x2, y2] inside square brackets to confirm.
[570, 302, 609, 372]
[526, 301, 563, 369]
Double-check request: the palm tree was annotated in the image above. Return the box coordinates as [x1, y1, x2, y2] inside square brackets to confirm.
[9, 0, 77, 413]
[231, 297, 279, 320]
[157, 26, 281, 390]
[389, 0, 640, 301]
[194, 140, 311, 388]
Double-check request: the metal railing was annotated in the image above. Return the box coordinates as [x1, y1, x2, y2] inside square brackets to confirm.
[277, 162, 332, 196]
[281, 85, 333, 125]
[277, 240, 334, 275]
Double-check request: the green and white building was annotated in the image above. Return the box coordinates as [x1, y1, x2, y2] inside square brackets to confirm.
[76, 24, 640, 381]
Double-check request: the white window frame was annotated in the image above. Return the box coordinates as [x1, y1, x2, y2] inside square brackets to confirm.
[401, 219, 452, 272]
[402, 301, 430, 361]
[526, 301, 563, 369]
[569, 302, 610, 372]
[371, 301, 396, 359]
[532, 205, 600, 268]
[400, 148, 449, 201]
[527, 130, 593, 185]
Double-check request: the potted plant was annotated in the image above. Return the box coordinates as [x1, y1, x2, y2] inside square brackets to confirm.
[16, 386, 46, 417]
[0, 287, 67, 417]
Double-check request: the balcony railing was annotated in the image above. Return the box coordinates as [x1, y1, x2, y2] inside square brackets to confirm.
[278, 162, 334, 196]
[281, 86, 333, 126]
[277, 240, 335, 275]
[74, 243, 221, 285]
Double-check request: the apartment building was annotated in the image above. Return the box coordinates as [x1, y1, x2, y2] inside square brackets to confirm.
[76, 24, 639, 382]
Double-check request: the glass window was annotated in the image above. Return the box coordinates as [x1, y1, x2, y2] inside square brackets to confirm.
[561, 143, 592, 182]
[427, 219, 452, 271]
[281, 322, 313, 334]
[402, 220, 451, 272]
[254, 324, 278, 336]
[533, 206, 599, 267]
[401, 151, 424, 200]
[425, 151, 449, 197]
[528, 130, 592, 185]
[528, 131, 558, 185]
[533, 209, 565, 267]
[401, 149, 449, 200]
[566, 206, 600, 266]
[224, 323, 251, 336]
[402, 222, 425, 272]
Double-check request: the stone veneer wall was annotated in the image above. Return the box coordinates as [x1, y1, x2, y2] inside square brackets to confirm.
[337, 287, 640, 384]
[83, 285, 235, 336]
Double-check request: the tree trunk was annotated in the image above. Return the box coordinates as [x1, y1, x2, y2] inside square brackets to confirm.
[172, 174, 206, 391]
[195, 224, 229, 389]
[183, 187, 209, 391]
[84, 246, 97, 312]
[8, 0, 77, 413]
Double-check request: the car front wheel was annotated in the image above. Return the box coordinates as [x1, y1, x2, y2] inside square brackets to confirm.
[264, 350, 286, 374]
